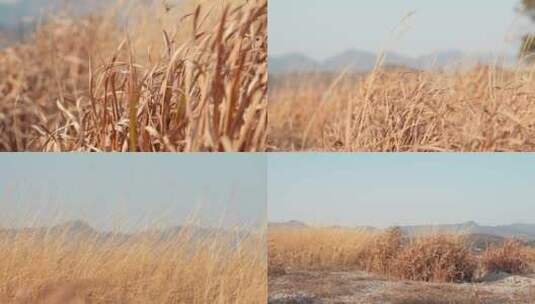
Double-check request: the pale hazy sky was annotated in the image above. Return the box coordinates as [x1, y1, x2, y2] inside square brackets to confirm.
[3, 154, 534, 231]
[268, 154, 535, 227]
[0, 154, 266, 231]
[269, 0, 530, 60]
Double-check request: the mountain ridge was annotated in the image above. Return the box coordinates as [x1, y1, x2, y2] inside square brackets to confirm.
[0, 220, 251, 244]
[269, 49, 516, 74]
[269, 220, 535, 241]
[0, 0, 113, 27]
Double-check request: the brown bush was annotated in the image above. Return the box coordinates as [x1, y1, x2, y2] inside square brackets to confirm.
[360, 226, 403, 274]
[388, 234, 477, 282]
[525, 247, 535, 264]
[481, 239, 531, 274]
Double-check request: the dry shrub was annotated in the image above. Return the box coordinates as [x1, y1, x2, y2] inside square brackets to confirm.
[269, 227, 488, 283]
[268, 227, 375, 273]
[269, 66, 535, 152]
[360, 226, 403, 274]
[525, 246, 535, 264]
[0, 0, 267, 151]
[481, 239, 531, 275]
[0, 223, 266, 303]
[392, 234, 477, 282]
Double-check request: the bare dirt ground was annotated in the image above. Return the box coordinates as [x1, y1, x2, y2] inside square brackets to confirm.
[269, 270, 535, 304]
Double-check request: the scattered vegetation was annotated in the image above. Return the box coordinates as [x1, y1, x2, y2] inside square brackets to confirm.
[481, 239, 531, 275]
[392, 234, 476, 282]
[0, 0, 267, 151]
[0, 222, 266, 303]
[525, 246, 535, 264]
[268, 227, 375, 273]
[361, 227, 403, 274]
[269, 65, 535, 152]
[269, 226, 533, 283]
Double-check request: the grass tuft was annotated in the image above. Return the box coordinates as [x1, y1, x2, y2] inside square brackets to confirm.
[481, 239, 531, 275]
[0, 0, 267, 152]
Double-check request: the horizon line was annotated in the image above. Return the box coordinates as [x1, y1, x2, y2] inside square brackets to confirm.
[269, 48, 518, 62]
[0, 219, 264, 234]
[269, 220, 535, 228]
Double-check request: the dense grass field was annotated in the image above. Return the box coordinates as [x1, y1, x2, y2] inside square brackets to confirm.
[0, 0, 267, 151]
[269, 226, 534, 282]
[269, 65, 535, 152]
[0, 222, 266, 303]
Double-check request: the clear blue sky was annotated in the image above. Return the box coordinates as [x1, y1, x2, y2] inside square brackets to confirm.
[269, 0, 527, 60]
[268, 154, 535, 227]
[0, 154, 266, 231]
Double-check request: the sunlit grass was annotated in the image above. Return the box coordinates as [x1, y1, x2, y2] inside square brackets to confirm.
[0, 0, 267, 151]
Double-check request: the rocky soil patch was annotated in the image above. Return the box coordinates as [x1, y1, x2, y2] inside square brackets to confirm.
[269, 270, 535, 304]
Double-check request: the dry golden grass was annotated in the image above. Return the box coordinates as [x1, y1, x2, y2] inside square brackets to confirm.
[268, 227, 375, 273]
[269, 66, 535, 152]
[526, 246, 535, 264]
[360, 227, 404, 275]
[0, 0, 267, 151]
[392, 233, 477, 282]
[481, 240, 531, 275]
[0, 223, 266, 303]
[269, 226, 532, 283]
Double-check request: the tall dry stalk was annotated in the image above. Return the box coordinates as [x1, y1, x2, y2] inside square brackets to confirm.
[0, 0, 267, 151]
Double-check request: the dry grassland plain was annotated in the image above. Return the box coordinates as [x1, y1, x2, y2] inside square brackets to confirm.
[0, 221, 266, 304]
[268, 65, 535, 152]
[269, 226, 535, 303]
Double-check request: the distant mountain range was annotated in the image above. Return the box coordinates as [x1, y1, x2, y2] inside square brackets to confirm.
[269, 50, 516, 74]
[0, 220, 250, 245]
[0, 0, 112, 27]
[0, 0, 60, 26]
[399, 221, 535, 242]
[269, 220, 535, 242]
[269, 220, 309, 230]
[0, 0, 102, 46]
